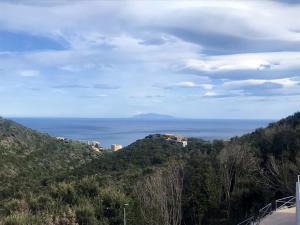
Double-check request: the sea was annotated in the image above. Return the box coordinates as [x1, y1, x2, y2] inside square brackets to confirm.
[12, 118, 273, 148]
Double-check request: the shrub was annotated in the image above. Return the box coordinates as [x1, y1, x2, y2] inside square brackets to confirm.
[75, 204, 97, 225]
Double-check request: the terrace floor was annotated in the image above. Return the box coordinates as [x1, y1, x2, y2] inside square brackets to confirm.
[259, 207, 296, 225]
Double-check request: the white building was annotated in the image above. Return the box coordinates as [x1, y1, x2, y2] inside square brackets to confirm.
[111, 144, 122, 151]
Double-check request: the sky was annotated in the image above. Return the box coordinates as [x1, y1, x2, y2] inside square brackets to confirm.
[1, 0, 300, 119]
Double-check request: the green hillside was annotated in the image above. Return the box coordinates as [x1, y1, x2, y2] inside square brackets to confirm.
[0, 113, 300, 225]
[0, 118, 98, 198]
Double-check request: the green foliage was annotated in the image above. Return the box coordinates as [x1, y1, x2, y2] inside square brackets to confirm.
[182, 153, 221, 225]
[1, 113, 300, 225]
[75, 204, 97, 225]
[1, 212, 43, 225]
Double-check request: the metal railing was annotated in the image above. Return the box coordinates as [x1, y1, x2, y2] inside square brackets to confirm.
[237, 216, 255, 225]
[257, 203, 272, 223]
[275, 196, 296, 211]
[237, 195, 296, 225]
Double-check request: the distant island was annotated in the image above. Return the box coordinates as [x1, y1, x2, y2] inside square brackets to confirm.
[132, 113, 175, 120]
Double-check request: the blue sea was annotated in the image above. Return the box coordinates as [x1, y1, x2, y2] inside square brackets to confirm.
[12, 118, 272, 148]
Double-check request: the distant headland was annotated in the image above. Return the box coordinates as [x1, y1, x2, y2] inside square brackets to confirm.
[131, 113, 175, 120]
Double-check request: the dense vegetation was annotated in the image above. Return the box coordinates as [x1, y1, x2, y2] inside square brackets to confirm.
[1, 112, 300, 225]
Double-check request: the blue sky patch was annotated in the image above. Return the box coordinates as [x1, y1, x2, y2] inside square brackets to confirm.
[0, 30, 67, 52]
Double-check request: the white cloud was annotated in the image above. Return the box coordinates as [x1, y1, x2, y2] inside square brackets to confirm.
[95, 94, 108, 97]
[1, 1, 300, 75]
[60, 65, 80, 72]
[8, 33, 201, 73]
[130, 1, 300, 42]
[203, 91, 219, 97]
[185, 52, 300, 72]
[1, 0, 300, 47]
[224, 77, 300, 88]
[1, 0, 300, 118]
[173, 81, 213, 90]
[18, 69, 40, 77]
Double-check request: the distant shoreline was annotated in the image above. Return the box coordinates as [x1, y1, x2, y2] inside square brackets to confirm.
[12, 118, 273, 148]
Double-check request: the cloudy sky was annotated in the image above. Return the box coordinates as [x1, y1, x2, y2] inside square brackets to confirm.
[1, 0, 300, 119]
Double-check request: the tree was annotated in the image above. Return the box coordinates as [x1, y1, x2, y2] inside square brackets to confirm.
[218, 142, 260, 218]
[134, 161, 184, 225]
[181, 154, 221, 225]
[263, 155, 298, 195]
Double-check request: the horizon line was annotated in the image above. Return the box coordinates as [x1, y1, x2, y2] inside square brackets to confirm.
[6, 116, 276, 121]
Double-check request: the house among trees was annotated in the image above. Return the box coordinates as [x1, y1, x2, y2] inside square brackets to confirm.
[146, 133, 188, 147]
[163, 134, 188, 147]
[56, 136, 66, 141]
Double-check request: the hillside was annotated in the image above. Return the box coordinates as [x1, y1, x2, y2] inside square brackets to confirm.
[0, 113, 300, 225]
[242, 112, 300, 159]
[0, 118, 98, 198]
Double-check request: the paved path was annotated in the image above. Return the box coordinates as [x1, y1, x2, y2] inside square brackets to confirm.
[259, 207, 296, 225]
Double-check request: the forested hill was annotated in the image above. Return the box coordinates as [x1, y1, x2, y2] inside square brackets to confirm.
[0, 118, 98, 198]
[240, 112, 300, 160]
[0, 113, 300, 225]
